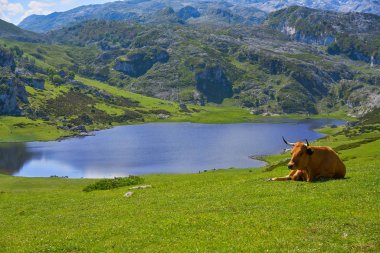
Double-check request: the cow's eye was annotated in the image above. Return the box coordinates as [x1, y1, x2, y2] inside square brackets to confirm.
[299, 152, 303, 156]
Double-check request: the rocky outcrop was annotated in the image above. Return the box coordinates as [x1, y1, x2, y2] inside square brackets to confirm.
[114, 48, 169, 77]
[20, 77, 45, 90]
[195, 66, 232, 103]
[177, 6, 200, 20]
[0, 47, 16, 71]
[266, 6, 380, 64]
[279, 24, 336, 46]
[0, 79, 28, 116]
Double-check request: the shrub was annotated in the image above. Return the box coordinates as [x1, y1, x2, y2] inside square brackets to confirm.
[149, 109, 171, 115]
[327, 42, 340, 55]
[52, 74, 65, 85]
[83, 176, 144, 192]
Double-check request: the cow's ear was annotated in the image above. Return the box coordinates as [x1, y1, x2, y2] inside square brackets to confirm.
[307, 148, 314, 155]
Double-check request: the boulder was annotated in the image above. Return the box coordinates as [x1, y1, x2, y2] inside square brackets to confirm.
[124, 192, 134, 198]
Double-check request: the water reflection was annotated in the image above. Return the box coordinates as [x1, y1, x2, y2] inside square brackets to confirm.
[0, 143, 41, 175]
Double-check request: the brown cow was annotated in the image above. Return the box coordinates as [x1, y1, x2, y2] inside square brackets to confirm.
[270, 137, 346, 182]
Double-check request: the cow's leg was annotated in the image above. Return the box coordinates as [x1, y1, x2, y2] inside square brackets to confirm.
[306, 171, 314, 182]
[270, 176, 291, 181]
[291, 170, 305, 181]
[269, 170, 296, 181]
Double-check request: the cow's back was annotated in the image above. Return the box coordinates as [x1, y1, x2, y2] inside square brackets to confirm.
[310, 146, 346, 179]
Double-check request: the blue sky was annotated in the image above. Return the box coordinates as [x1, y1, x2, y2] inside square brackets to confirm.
[0, 0, 115, 25]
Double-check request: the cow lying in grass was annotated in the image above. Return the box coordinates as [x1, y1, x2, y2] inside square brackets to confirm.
[270, 137, 346, 182]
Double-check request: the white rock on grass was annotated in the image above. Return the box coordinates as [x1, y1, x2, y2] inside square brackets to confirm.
[129, 185, 152, 190]
[124, 192, 134, 198]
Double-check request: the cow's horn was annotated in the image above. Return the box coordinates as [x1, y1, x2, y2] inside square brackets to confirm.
[282, 136, 295, 146]
[305, 139, 310, 146]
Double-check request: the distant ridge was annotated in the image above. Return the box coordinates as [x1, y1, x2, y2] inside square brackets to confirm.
[18, 0, 380, 33]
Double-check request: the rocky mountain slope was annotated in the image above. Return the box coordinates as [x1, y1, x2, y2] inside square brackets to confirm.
[46, 13, 379, 115]
[266, 6, 380, 64]
[0, 45, 34, 115]
[1, 4, 380, 119]
[18, 0, 267, 33]
[235, 0, 380, 15]
[18, 0, 380, 33]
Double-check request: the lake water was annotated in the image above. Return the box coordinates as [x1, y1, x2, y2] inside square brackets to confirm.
[0, 119, 344, 178]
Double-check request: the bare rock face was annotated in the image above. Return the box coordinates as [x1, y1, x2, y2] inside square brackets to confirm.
[0, 79, 28, 116]
[20, 77, 45, 90]
[114, 47, 169, 77]
[0, 47, 16, 71]
[195, 66, 232, 104]
[266, 6, 380, 64]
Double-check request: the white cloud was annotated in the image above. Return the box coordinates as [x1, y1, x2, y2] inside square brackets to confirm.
[0, 0, 24, 22]
[19, 1, 56, 22]
[60, 0, 74, 4]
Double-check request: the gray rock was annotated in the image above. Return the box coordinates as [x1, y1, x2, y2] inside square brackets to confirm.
[129, 185, 152, 190]
[0, 79, 28, 116]
[157, 113, 170, 119]
[20, 77, 45, 90]
[70, 125, 87, 132]
[124, 192, 134, 198]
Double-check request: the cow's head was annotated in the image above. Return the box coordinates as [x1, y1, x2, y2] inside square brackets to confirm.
[282, 137, 314, 170]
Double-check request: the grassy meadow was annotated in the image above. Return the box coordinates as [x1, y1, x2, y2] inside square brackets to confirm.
[0, 123, 379, 252]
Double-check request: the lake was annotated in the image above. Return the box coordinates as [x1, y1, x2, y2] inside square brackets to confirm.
[0, 119, 344, 178]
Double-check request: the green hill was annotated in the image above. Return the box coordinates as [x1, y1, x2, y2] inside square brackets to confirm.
[0, 19, 45, 43]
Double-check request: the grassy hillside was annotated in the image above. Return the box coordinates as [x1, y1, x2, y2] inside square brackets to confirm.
[0, 19, 44, 43]
[0, 75, 258, 142]
[0, 120, 379, 252]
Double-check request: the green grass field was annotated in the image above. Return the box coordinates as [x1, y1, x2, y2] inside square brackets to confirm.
[0, 124, 379, 252]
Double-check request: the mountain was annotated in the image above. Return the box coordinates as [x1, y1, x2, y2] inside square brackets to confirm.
[232, 0, 380, 15]
[0, 19, 44, 42]
[18, 0, 380, 33]
[46, 12, 380, 115]
[18, 0, 267, 33]
[2, 4, 378, 119]
[266, 6, 380, 64]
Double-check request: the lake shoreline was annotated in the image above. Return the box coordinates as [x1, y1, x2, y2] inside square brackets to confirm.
[0, 119, 346, 178]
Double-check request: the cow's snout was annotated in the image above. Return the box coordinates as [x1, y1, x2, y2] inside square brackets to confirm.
[288, 161, 295, 170]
